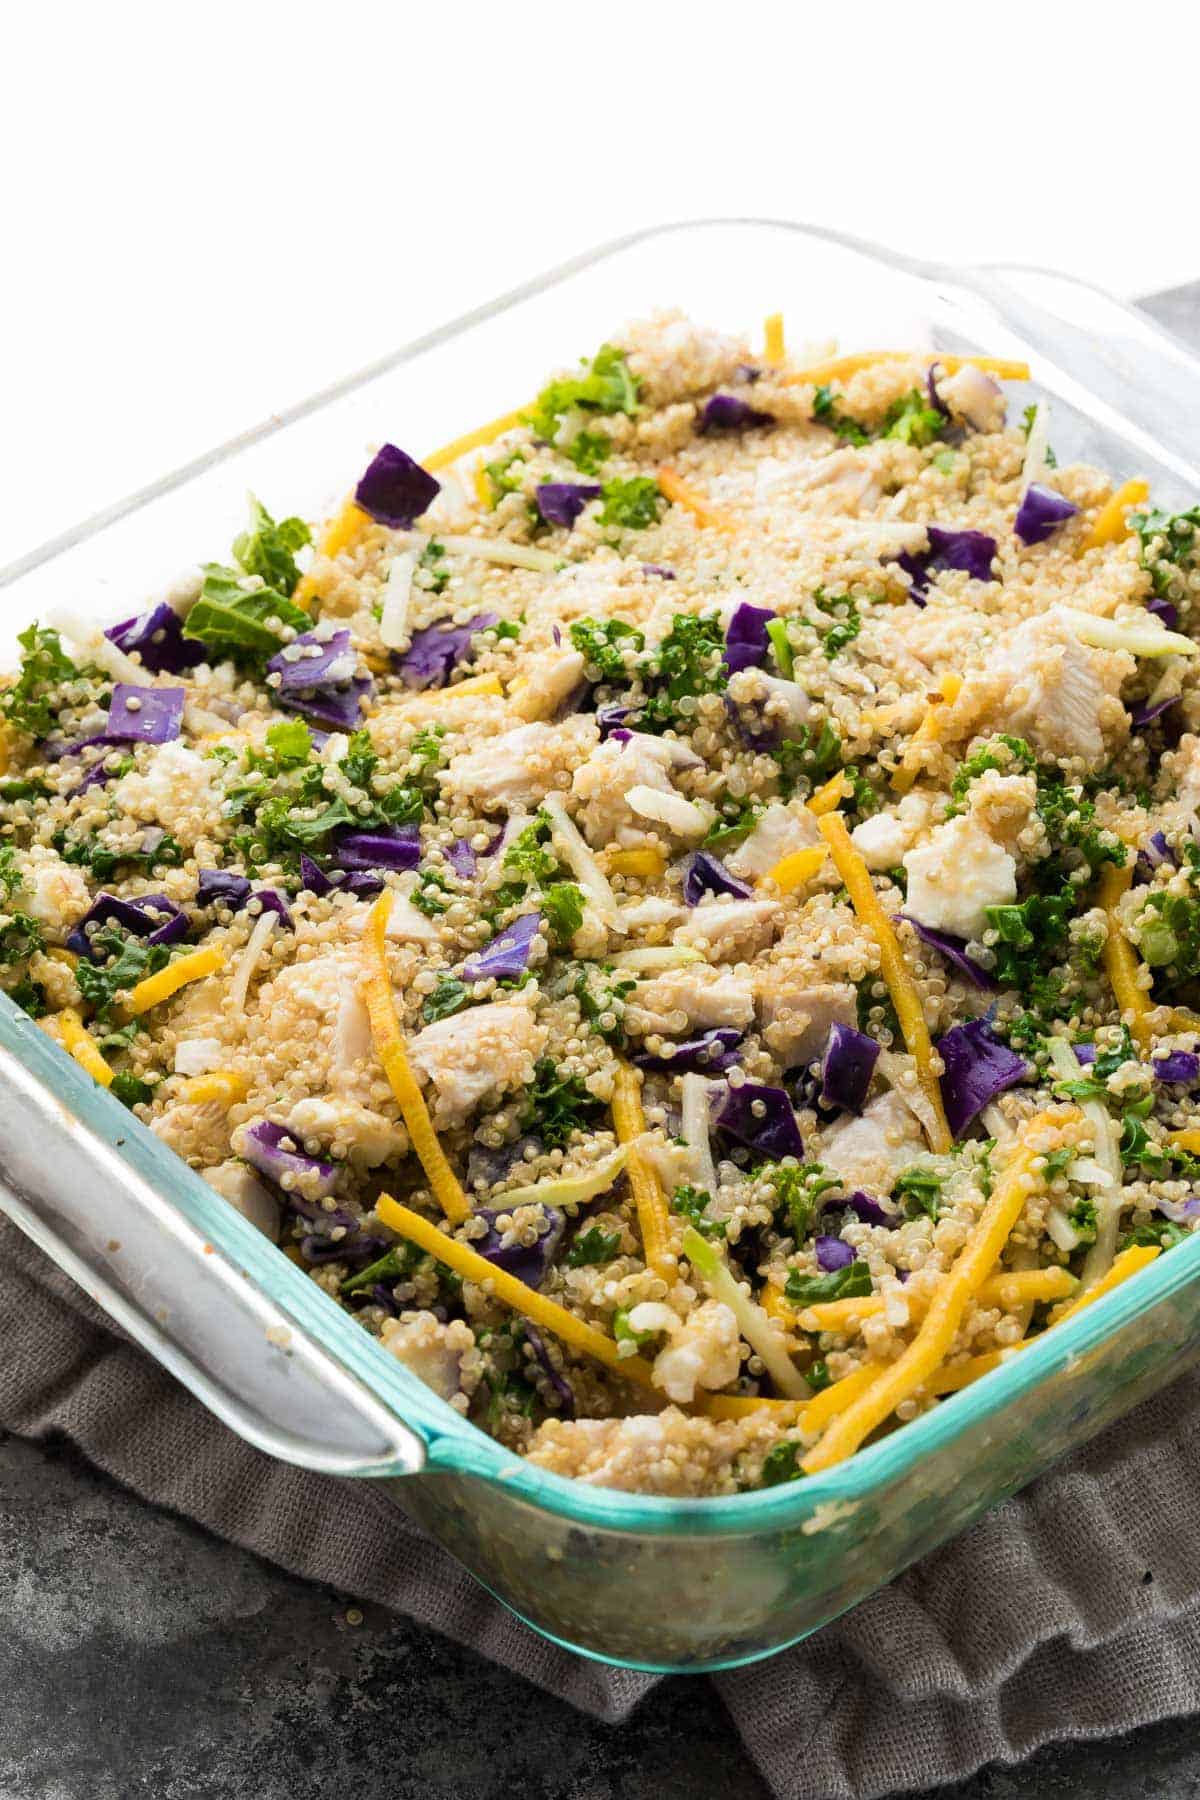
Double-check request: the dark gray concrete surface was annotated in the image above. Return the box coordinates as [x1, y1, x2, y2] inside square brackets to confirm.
[3, 281, 1198, 1800]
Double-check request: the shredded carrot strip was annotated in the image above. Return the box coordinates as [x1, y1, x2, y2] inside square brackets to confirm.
[45, 946, 79, 969]
[807, 771, 850, 815]
[472, 464, 493, 509]
[783, 351, 1031, 388]
[612, 1062, 676, 1281]
[1098, 862, 1153, 1051]
[46, 1009, 114, 1087]
[657, 466, 739, 533]
[698, 1393, 803, 1422]
[127, 945, 225, 1016]
[763, 313, 786, 367]
[1168, 1128, 1200, 1155]
[602, 847, 666, 879]
[376, 1195, 657, 1388]
[1049, 1243, 1160, 1326]
[801, 1363, 882, 1434]
[181, 1070, 250, 1107]
[760, 846, 828, 896]
[362, 893, 469, 1224]
[892, 673, 964, 794]
[761, 1285, 802, 1344]
[413, 672, 504, 704]
[423, 408, 528, 473]
[293, 500, 371, 609]
[916, 1349, 1007, 1396]
[1085, 478, 1150, 549]
[796, 1266, 1078, 1334]
[0, 723, 12, 776]
[802, 1109, 1077, 1471]
[818, 810, 951, 1152]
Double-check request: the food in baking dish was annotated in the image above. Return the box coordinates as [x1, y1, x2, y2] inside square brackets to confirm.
[4, 311, 1199, 1494]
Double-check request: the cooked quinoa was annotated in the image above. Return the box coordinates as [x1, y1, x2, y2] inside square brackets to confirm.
[5, 311, 1200, 1497]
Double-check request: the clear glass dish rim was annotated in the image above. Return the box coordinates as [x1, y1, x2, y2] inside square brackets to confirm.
[6, 214, 1199, 1542]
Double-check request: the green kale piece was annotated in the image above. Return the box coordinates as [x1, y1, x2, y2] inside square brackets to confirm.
[522, 1057, 603, 1149]
[784, 1260, 873, 1305]
[598, 476, 664, 531]
[2, 626, 80, 738]
[232, 497, 311, 598]
[565, 1224, 622, 1268]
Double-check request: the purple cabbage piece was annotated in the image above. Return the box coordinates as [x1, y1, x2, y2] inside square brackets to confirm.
[473, 1205, 565, 1289]
[1153, 1050, 1200, 1085]
[67, 756, 122, 799]
[66, 891, 188, 959]
[897, 527, 998, 603]
[1136, 830, 1177, 884]
[300, 1231, 387, 1267]
[815, 1235, 855, 1273]
[713, 1081, 804, 1160]
[1157, 1196, 1200, 1224]
[330, 824, 421, 872]
[297, 853, 383, 898]
[683, 851, 753, 905]
[700, 393, 773, 432]
[1131, 695, 1178, 729]
[354, 443, 440, 529]
[445, 838, 477, 879]
[926, 363, 951, 419]
[42, 731, 110, 764]
[633, 1028, 743, 1075]
[369, 1284, 399, 1316]
[241, 1120, 339, 1200]
[1148, 597, 1180, 630]
[733, 363, 762, 384]
[819, 1022, 880, 1115]
[1014, 483, 1079, 545]
[105, 683, 185, 745]
[196, 869, 253, 910]
[462, 911, 541, 983]
[298, 853, 334, 897]
[343, 871, 386, 897]
[597, 702, 640, 736]
[250, 888, 294, 930]
[935, 1016, 1028, 1138]
[827, 1189, 897, 1228]
[723, 601, 775, 675]
[394, 611, 498, 691]
[466, 1135, 543, 1191]
[1074, 1042, 1097, 1065]
[267, 628, 360, 693]
[105, 602, 202, 675]
[278, 673, 374, 732]
[524, 1323, 576, 1417]
[899, 914, 998, 991]
[536, 483, 601, 529]
[641, 564, 676, 580]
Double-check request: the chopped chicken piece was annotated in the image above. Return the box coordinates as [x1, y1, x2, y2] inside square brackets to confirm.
[965, 770, 1040, 857]
[380, 1312, 479, 1403]
[819, 1091, 926, 1194]
[407, 1000, 547, 1128]
[12, 847, 91, 935]
[937, 364, 1005, 433]
[675, 898, 782, 961]
[850, 791, 937, 872]
[628, 1299, 742, 1405]
[113, 740, 219, 848]
[286, 1095, 406, 1169]
[903, 815, 1016, 940]
[962, 608, 1133, 769]
[202, 1160, 281, 1241]
[756, 977, 857, 1070]
[625, 968, 756, 1035]
[797, 446, 881, 512]
[508, 649, 587, 722]
[726, 801, 820, 880]
[446, 717, 596, 811]
[263, 952, 373, 1084]
[617, 310, 748, 406]
[571, 734, 679, 849]
[726, 668, 813, 741]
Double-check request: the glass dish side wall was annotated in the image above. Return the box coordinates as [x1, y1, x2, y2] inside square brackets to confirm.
[391, 1277, 1200, 1671]
[4, 222, 1200, 1677]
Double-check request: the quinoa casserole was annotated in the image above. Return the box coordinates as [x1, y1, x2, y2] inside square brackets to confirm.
[5, 309, 1200, 1499]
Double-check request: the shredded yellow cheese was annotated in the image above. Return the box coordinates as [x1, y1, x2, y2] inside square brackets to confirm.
[1085, 478, 1150, 549]
[362, 893, 469, 1225]
[46, 1009, 114, 1087]
[892, 673, 964, 794]
[126, 945, 225, 1017]
[293, 499, 371, 609]
[1049, 1243, 1161, 1326]
[181, 1070, 250, 1107]
[611, 1062, 676, 1281]
[817, 810, 952, 1153]
[1098, 862, 1153, 1051]
[760, 846, 828, 895]
[657, 466, 738, 533]
[802, 1109, 1077, 1471]
[423, 407, 528, 473]
[807, 771, 850, 815]
[602, 847, 666, 880]
[375, 1195, 657, 1388]
[796, 1265, 1078, 1334]
[783, 351, 1031, 388]
[762, 312, 786, 367]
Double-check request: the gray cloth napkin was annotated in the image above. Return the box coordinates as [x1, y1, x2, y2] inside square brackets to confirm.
[5, 1211, 1200, 1800]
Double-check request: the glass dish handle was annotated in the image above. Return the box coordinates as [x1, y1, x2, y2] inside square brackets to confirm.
[0, 1028, 426, 1478]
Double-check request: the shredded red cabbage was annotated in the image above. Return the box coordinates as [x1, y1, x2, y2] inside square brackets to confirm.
[819, 1022, 880, 1114]
[723, 601, 776, 675]
[196, 870, 252, 910]
[1014, 484, 1079, 545]
[523, 1323, 576, 1416]
[67, 892, 189, 959]
[445, 839, 478, 879]
[473, 1205, 565, 1288]
[700, 394, 773, 432]
[105, 683, 185, 745]
[1153, 1050, 1200, 1085]
[897, 527, 997, 603]
[683, 851, 753, 905]
[935, 1016, 1028, 1137]
[634, 1028, 743, 1074]
[330, 825, 421, 873]
[536, 483, 601, 529]
[462, 911, 541, 983]
[815, 1235, 855, 1272]
[241, 1120, 339, 1199]
[899, 914, 998, 991]
[394, 612, 499, 691]
[106, 602, 202, 675]
[713, 1081, 804, 1160]
[268, 628, 360, 693]
[354, 444, 440, 529]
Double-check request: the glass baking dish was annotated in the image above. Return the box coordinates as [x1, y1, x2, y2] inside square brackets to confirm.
[4, 219, 1200, 1676]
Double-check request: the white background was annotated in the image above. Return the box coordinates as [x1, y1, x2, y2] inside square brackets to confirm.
[3, 0, 1197, 572]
